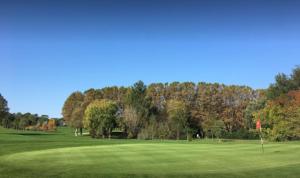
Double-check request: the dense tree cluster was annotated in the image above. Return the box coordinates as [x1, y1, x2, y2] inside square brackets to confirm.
[248, 66, 300, 141]
[63, 80, 258, 140]
[63, 66, 300, 141]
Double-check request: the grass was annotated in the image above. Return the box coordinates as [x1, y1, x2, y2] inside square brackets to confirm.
[0, 127, 299, 178]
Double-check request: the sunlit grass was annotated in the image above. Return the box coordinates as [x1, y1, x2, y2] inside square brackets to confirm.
[0, 127, 299, 178]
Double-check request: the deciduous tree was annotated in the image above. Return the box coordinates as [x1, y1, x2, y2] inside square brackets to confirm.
[84, 100, 118, 138]
[167, 99, 189, 140]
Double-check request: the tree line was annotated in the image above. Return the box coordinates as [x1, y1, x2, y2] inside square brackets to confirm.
[62, 81, 258, 140]
[0, 95, 62, 131]
[1, 66, 299, 141]
[63, 66, 300, 141]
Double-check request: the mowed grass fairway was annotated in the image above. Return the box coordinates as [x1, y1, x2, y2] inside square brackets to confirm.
[0, 127, 300, 178]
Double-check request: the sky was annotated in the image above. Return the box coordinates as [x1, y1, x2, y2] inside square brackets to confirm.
[0, 0, 300, 118]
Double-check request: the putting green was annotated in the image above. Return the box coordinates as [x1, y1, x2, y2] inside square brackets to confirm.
[1, 143, 300, 178]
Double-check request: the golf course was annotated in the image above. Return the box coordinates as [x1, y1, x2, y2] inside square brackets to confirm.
[2, 1, 300, 178]
[0, 127, 299, 178]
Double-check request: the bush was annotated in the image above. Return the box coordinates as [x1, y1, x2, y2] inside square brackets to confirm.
[187, 133, 193, 141]
[137, 124, 156, 140]
[137, 128, 151, 140]
[157, 123, 171, 139]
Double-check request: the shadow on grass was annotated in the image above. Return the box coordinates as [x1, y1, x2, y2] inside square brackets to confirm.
[6, 133, 51, 136]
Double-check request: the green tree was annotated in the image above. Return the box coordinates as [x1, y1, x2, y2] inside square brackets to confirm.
[265, 66, 300, 100]
[202, 115, 224, 141]
[124, 81, 151, 137]
[0, 94, 9, 126]
[259, 90, 300, 141]
[84, 99, 118, 138]
[167, 99, 189, 140]
[2, 113, 15, 128]
[291, 66, 300, 88]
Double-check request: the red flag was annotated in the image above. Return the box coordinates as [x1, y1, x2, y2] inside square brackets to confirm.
[256, 119, 261, 130]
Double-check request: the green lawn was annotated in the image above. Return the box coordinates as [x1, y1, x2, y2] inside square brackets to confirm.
[0, 127, 299, 178]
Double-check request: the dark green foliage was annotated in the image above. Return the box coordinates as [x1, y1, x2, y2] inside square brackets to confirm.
[123, 81, 152, 138]
[0, 94, 9, 127]
[291, 66, 300, 87]
[266, 66, 300, 99]
[1, 112, 52, 130]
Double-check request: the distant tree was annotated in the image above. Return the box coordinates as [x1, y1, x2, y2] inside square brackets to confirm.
[126, 81, 150, 111]
[244, 91, 266, 130]
[147, 83, 166, 112]
[291, 66, 300, 89]
[41, 121, 48, 131]
[0, 94, 9, 126]
[123, 106, 140, 138]
[221, 86, 256, 133]
[47, 119, 56, 131]
[2, 113, 14, 128]
[84, 100, 118, 138]
[258, 90, 300, 141]
[166, 99, 189, 140]
[124, 81, 151, 136]
[71, 107, 84, 135]
[156, 122, 171, 139]
[267, 72, 296, 99]
[55, 118, 65, 127]
[62, 91, 84, 136]
[202, 115, 224, 141]
[19, 113, 30, 130]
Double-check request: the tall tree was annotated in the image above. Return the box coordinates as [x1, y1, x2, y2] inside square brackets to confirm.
[0, 94, 9, 127]
[124, 81, 151, 135]
[166, 99, 189, 140]
[62, 91, 84, 136]
[123, 106, 140, 138]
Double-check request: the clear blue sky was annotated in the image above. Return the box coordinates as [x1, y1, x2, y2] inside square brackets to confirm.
[0, 0, 300, 118]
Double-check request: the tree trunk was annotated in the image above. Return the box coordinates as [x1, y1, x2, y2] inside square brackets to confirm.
[74, 128, 78, 136]
[186, 129, 189, 141]
[186, 132, 188, 141]
[108, 128, 111, 139]
[177, 129, 180, 140]
[80, 128, 83, 136]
